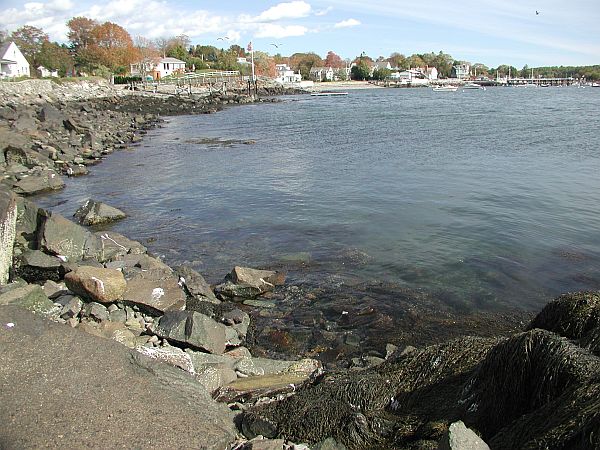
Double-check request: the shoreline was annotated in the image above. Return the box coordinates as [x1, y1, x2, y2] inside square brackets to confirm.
[1, 79, 599, 449]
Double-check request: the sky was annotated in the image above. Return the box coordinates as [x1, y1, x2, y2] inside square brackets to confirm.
[1, 0, 599, 68]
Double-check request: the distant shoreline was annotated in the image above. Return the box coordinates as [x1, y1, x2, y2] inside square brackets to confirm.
[307, 80, 385, 91]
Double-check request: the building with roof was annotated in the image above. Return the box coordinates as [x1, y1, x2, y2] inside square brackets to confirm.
[0, 42, 30, 78]
[275, 64, 301, 83]
[131, 56, 186, 80]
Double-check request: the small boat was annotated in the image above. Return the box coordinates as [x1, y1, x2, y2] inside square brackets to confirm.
[463, 83, 486, 90]
[540, 83, 551, 87]
[591, 82, 600, 87]
[310, 91, 349, 96]
[432, 85, 458, 92]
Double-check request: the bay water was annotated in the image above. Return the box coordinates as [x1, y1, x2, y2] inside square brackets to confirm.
[37, 87, 600, 319]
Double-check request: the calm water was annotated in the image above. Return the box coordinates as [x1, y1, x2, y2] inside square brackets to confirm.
[37, 87, 600, 313]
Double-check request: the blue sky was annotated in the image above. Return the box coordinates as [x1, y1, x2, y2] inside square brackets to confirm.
[1, 0, 599, 68]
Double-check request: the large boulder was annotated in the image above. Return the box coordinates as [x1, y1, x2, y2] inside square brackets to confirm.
[153, 311, 228, 354]
[0, 305, 237, 449]
[74, 199, 126, 226]
[0, 187, 17, 284]
[123, 269, 186, 314]
[65, 266, 127, 303]
[12, 169, 65, 196]
[38, 210, 98, 262]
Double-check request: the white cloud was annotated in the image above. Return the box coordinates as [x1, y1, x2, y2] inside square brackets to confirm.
[334, 18, 361, 28]
[255, 24, 308, 38]
[315, 6, 333, 16]
[225, 30, 241, 42]
[255, 1, 311, 21]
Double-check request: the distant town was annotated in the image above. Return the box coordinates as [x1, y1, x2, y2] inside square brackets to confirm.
[1, 18, 599, 84]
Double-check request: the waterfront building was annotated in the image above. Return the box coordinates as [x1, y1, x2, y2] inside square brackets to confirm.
[275, 64, 301, 83]
[452, 64, 470, 79]
[130, 57, 186, 80]
[0, 41, 30, 78]
[309, 66, 335, 82]
[38, 66, 59, 78]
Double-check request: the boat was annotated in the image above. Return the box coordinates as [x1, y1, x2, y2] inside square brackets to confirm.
[310, 91, 349, 96]
[540, 83, 551, 87]
[432, 85, 458, 92]
[463, 83, 486, 90]
[591, 82, 600, 87]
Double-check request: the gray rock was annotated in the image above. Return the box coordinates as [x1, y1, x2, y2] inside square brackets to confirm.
[0, 305, 237, 449]
[95, 231, 147, 263]
[109, 308, 127, 323]
[38, 104, 65, 127]
[74, 199, 126, 226]
[135, 345, 196, 374]
[153, 311, 228, 354]
[437, 421, 490, 450]
[15, 196, 39, 238]
[82, 302, 110, 322]
[0, 283, 56, 315]
[12, 169, 65, 195]
[64, 266, 127, 303]
[177, 265, 219, 304]
[38, 210, 97, 261]
[195, 363, 238, 393]
[59, 296, 83, 319]
[42, 280, 67, 298]
[246, 437, 286, 450]
[123, 269, 186, 314]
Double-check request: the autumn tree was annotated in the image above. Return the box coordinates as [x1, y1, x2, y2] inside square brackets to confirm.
[289, 52, 323, 79]
[67, 16, 98, 50]
[10, 25, 49, 66]
[253, 51, 276, 77]
[323, 51, 344, 68]
[388, 52, 408, 70]
[88, 22, 138, 72]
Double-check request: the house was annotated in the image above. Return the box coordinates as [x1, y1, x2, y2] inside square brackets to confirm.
[237, 56, 250, 65]
[130, 56, 186, 80]
[0, 41, 30, 78]
[452, 64, 470, 79]
[275, 64, 301, 83]
[38, 66, 59, 78]
[309, 66, 334, 82]
[424, 66, 438, 80]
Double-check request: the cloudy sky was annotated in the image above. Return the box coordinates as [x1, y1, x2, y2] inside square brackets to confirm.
[1, 0, 599, 68]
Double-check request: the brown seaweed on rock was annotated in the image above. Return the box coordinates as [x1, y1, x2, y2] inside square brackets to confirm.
[241, 292, 600, 449]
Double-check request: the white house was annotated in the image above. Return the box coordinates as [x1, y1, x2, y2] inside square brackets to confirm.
[38, 65, 59, 78]
[275, 64, 301, 83]
[452, 64, 470, 79]
[131, 56, 186, 80]
[424, 67, 438, 80]
[0, 41, 30, 78]
[309, 66, 334, 82]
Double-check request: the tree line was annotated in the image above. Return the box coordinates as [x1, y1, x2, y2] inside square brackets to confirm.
[1, 18, 598, 81]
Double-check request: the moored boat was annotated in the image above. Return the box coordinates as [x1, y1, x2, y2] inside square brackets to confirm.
[463, 83, 486, 90]
[432, 85, 458, 92]
[310, 91, 349, 96]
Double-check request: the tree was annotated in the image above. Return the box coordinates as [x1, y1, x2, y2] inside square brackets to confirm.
[37, 41, 73, 76]
[389, 52, 407, 70]
[253, 51, 276, 77]
[134, 35, 159, 79]
[67, 16, 98, 49]
[324, 51, 344, 69]
[351, 60, 370, 80]
[372, 67, 391, 81]
[87, 22, 138, 72]
[289, 52, 323, 79]
[10, 25, 49, 66]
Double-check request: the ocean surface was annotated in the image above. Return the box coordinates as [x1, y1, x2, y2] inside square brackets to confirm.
[36, 86, 600, 316]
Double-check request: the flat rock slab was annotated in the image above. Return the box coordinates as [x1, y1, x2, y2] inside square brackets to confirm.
[12, 170, 65, 196]
[38, 211, 96, 262]
[123, 270, 186, 314]
[0, 305, 237, 449]
[65, 266, 126, 303]
[214, 372, 309, 403]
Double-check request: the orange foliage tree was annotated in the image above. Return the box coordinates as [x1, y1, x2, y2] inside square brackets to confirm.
[87, 22, 139, 73]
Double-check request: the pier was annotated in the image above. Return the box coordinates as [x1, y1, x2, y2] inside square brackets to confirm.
[506, 76, 575, 86]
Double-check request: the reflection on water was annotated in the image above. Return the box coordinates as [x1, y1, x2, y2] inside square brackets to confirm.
[35, 87, 600, 319]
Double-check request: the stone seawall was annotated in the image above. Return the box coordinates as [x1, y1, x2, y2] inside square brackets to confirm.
[0, 78, 125, 103]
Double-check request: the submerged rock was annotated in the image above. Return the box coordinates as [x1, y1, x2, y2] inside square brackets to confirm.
[215, 266, 285, 300]
[74, 199, 126, 226]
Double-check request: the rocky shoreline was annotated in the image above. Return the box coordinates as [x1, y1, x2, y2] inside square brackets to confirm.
[1, 79, 599, 449]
